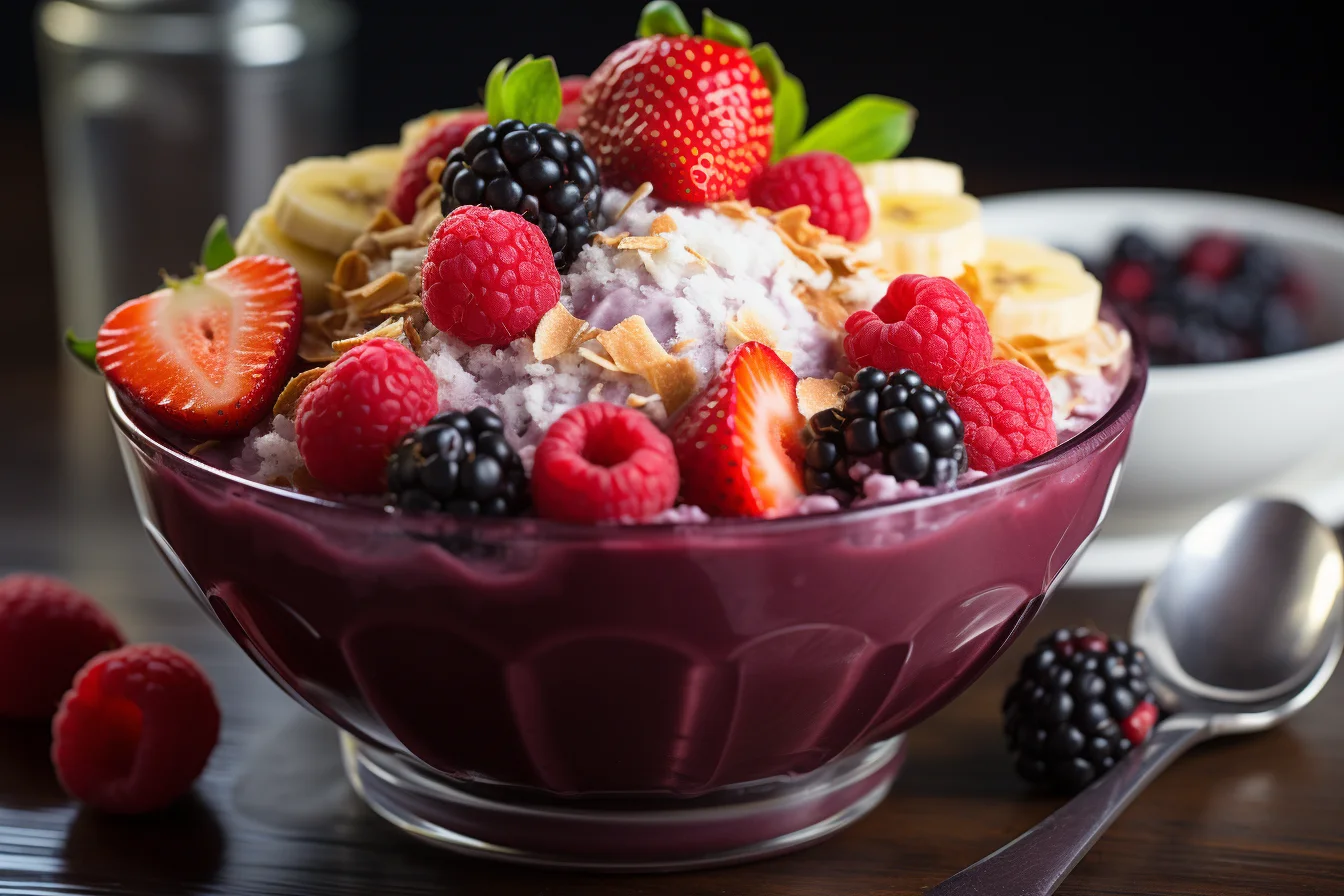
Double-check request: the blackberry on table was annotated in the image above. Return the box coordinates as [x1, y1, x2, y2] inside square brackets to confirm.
[440, 119, 602, 272]
[801, 367, 967, 500]
[1003, 628, 1160, 793]
[387, 407, 529, 517]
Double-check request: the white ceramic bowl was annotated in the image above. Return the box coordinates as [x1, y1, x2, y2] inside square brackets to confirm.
[981, 189, 1344, 541]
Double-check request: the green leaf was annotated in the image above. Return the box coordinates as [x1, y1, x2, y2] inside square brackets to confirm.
[200, 215, 235, 271]
[787, 95, 916, 162]
[701, 9, 751, 48]
[484, 58, 511, 125]
[637, 0, 692, 37]
[750, 42, 785, 95]
[64, 329, 98, 372]
[770, 73, 807, 161]
[501, 56, 563, 126]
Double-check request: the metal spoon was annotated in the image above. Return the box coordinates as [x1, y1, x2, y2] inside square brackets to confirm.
[927, 498, 1344, 896]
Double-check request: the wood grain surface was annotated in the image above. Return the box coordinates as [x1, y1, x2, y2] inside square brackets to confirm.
[2, 370, 1342, 896]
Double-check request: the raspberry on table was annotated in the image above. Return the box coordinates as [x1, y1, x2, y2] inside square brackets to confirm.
[1003, 627, 1160, 793]
[949, 359, 1058, 473]
[52, 644, 220, 814]
[420, 206, 562, 348]
[749, 151, 871, 242]
[295, 338, 440, 493]
[0, 574, 124, 719]
[843, 274, 993, 392]
[531, 402, 680, 523]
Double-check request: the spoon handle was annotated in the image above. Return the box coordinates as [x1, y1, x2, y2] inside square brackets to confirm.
[926, 716, 1210, 896]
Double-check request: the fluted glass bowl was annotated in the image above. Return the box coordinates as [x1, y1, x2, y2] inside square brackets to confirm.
[108, 340, 1146, 871]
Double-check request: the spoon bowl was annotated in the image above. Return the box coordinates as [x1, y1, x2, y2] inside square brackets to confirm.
[1134, 498, 1344, 721]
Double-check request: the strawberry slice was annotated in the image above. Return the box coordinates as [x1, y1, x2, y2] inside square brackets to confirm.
[96, 256, 302, 438]
[387, 109, 489, 223]
[670, 342, 805, 517]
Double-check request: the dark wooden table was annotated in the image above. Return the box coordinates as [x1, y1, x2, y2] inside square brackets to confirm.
[2, 367, 1342, 896]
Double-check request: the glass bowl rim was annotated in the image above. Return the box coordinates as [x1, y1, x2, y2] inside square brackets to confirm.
[107, 325, 1148, 541]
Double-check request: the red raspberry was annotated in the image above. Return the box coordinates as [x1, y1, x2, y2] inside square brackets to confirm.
[748, 151, 871, 241]
[1182, 234, 1243, 282]
[532, 402, 679, 523]
[53, 644, 219, 814]
[844, 274, 993, 391]
[949, 360, 1058, 474]
[386, 110, 488, 223]
[421, 206, 562, 348]
[0, 574, 123, 718]
[295, 338, 439, 493]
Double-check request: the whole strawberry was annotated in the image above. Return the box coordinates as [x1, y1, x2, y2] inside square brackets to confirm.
[579, 35, 772, 203]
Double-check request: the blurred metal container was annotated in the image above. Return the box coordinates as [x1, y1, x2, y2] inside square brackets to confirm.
[36, 0, 355, 336]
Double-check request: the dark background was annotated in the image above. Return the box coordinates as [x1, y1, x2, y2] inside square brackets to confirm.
[2, 0, 1340, 370]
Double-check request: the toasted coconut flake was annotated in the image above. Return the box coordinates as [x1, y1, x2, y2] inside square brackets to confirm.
[708, 200, 755, 221]
[272, 366, 329, 417]
[425, 157, 447, 184]
[595, 316, 698, 412]
[588, 382, 605, 402]
[299, 329, 340, 363]
[774, 228, 827, 274]
[591, 231, 630, 247]
[725, 307, 780, 353]
[617, 235, 669, 252]
[333, 318, 405, 353]
[289, 465, 323, 493]
[186, 440, 220, 457]
[409, 271, 423, 296]
[626, 393, 661, 409]
[534, 304, 605, 361]
[346, 272, 410, 314]
[993, 338, 1048, 378]
[613, 182, 653, 221]
[649, 214, 677, 235]
[402, 317, 422, 351]
[352, 232, 382, 258]
[374, 299, 423, 318]
[794, 283, 852, 330]
[331, 250, 372, 293]
[797, 377, 844, 419]
[415, 182, 442, 212]
[668, 338, 696, 354]
[371, 224, 419, 252]
[578, 346, 621, 371]
[368, 208, 403, 232]
[772, 206, 827, 246]
[955, 263, 987, 309]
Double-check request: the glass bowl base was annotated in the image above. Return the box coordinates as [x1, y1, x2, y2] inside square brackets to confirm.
[341, 733, 906, 872]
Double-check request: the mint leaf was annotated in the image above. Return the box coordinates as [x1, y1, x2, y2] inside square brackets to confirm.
[200, 215, 235, 271]
[64, 329, 98, 372]
[701, 9, 750, 48]
[788, 95, 916, 162]
[485, 58, 511, 125]
[502, 56, 562, 126]
[637, 0, 692, 37]
[750, 42, 785, 95]
[771, 73, 807, 161]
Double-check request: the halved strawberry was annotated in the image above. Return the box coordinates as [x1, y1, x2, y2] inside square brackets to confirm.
[669, 342, 805, 517]
[96, 255, 302, 438]
[387, 108, 489, 223]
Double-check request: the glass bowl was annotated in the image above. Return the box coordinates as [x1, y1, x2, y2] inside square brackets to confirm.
[108, 341, 1146, 871]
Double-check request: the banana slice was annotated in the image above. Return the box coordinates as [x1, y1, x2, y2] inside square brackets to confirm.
[964, 238, 1101, 342]
[856, 158, 964, 196]
[268, 156, 397, 256]
[345, 144, 404, 176]
[869, 192, 984, 277]
[236, 208, 339, 312]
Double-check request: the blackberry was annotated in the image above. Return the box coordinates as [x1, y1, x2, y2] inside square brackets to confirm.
[440, 119, 602, 272]
[1003, 628, 1160, 793]
[801, 367, 966, 499]
[386, 408, 529, 517]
